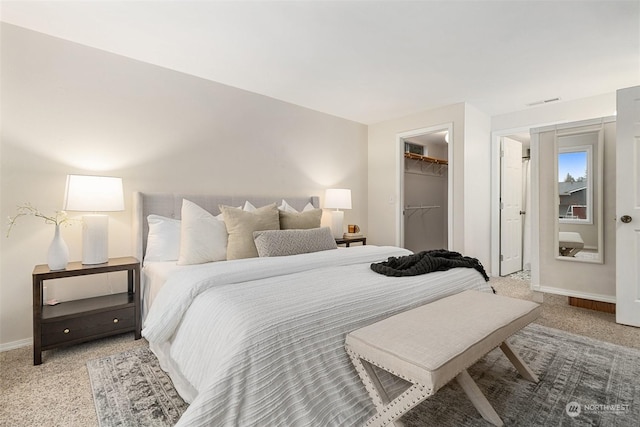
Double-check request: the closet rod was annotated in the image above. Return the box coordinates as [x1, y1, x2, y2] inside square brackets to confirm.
[405, 205, 441, 210]
[404, 169, 446, 177]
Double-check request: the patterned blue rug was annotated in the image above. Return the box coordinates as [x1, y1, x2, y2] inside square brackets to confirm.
[88, 323, 639, 426]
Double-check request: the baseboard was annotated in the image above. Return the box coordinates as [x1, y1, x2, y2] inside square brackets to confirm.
[532, 285, 616, 304]
[568, 297, 616, 314]
[0, 338, 31, 353]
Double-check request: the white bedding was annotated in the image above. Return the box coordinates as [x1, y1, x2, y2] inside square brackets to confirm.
[142, 245, 492, 426]
[141, 261, 181, 321]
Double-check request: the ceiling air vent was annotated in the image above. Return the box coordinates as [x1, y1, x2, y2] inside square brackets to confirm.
[526, 97, 561, 107]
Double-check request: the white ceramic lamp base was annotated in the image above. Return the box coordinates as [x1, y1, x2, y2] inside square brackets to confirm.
[82, 214, 109, 264]
[330, 210, 344, 239]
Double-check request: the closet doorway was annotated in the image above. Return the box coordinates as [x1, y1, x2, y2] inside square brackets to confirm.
[398, 124, 452, 252]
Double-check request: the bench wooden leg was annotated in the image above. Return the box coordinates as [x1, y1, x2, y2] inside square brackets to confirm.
[456, 369, 504, 427]
[500, 341, 539, 383]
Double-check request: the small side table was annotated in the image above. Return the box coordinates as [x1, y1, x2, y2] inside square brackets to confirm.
[32, 256, 141, 365]
[335, 236, 367, 247]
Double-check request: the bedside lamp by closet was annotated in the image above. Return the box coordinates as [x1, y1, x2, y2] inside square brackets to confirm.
[63, 174, 124, 264]
[324, 188, 351, 239]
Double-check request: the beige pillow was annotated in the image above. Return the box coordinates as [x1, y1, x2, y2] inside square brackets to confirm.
[279, 208, 322, 230]
[178, 199, 228, 265]
[220, 203, 280, 260]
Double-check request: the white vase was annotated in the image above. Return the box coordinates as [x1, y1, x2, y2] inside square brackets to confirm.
[48, 224, 69, 271]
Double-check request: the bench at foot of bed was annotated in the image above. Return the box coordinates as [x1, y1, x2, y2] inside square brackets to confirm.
[345, 290, 541, 427]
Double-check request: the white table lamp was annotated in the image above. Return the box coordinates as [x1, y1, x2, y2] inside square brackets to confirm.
[64, 174, 124, 264]
[324, 188, 352, 238]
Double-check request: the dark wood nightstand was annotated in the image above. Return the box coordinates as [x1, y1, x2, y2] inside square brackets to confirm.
[335, 236, 367, 247]
[32, 256, 141, 365]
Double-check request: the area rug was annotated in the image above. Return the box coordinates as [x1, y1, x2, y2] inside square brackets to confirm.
[403, 323, 640, 426]
[88, 324, 639, 426]
[87, 346, 188, 427]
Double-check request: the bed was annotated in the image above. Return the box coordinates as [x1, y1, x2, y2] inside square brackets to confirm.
[134, 192, 492, 426]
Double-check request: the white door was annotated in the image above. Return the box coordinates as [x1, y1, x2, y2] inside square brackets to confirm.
[500, 137, 523, 275]
[616, 86, 640, 327]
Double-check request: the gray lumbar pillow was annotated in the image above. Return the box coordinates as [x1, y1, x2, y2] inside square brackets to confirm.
[253, 227, 338, 257]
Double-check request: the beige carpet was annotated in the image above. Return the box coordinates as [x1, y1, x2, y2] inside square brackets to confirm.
[491, 276, 640, 350]
[1, 276, 638, 427]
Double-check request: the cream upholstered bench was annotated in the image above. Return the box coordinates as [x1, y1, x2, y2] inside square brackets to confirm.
[559, 231, 584, 257]
[345, 290, 541, 427]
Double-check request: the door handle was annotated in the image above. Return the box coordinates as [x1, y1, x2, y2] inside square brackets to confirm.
[621, 215, 632, 223]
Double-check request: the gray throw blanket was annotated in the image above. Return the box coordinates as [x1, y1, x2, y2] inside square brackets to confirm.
[370, 249, 490, 282]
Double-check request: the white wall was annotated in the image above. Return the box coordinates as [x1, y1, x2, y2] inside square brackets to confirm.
[0, 24, 368, 348]
[368, 103, 465, 249]
[463, 104, 492, 268]
[367, 103, 492, 270]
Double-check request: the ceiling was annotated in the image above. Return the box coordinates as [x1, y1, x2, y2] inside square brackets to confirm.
[1, 1, 638, 124]
[405, 131, 448, 146]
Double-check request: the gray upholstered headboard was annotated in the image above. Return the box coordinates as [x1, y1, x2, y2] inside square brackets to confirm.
[132, 192, 320, 263]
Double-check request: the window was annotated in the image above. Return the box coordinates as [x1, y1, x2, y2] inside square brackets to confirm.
[558, 145, 592, 224]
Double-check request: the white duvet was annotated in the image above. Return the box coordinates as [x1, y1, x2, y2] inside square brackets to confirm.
[142, 245, 492, 426]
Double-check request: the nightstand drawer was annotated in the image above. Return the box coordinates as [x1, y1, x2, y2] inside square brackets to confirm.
[41, 307, 135, 347]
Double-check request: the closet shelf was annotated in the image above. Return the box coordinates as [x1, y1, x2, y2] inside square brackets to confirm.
[404, 152, 448, 165]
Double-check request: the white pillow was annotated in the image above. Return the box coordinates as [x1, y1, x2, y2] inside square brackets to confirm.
[178, 199, 228, 265]
[278, 199, 315, 213]
[145, 215, 181, 262]
[243, 201, 257, 212]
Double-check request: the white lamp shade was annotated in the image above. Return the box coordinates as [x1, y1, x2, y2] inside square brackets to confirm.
[324, 189, 352, 210]
[63, 174, 123, 264]
[64, 175, 124, 212]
